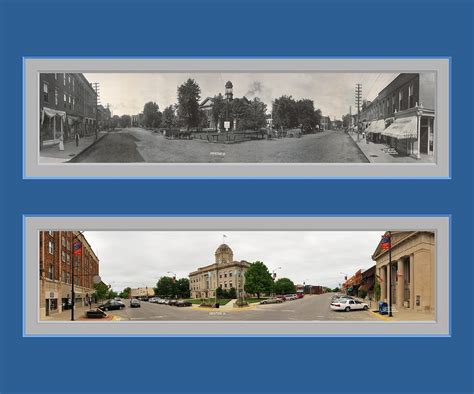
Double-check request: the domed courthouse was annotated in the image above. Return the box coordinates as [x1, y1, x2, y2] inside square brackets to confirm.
[189, 243, 250, 299]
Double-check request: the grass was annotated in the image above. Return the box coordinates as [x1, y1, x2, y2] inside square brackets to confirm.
[185, 298, 233, 306]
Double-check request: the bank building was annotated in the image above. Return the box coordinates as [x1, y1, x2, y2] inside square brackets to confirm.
[189, 243, 250, 299]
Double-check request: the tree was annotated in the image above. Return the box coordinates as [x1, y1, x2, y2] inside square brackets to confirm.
[107, 289, 118, 299]
[231, 98, 248, 130]
[241, 98, 267, 130]
[175, 278, 190, 299]
[143, 101, 161, 128]
[227, 287, 237, 299]
[244, 261, 273, 299]
[177, 78, 201, 130]
[92, 282, 109, 301]
[154, 276, 176, 298]
[119, 287, 131, 299]
[296, 99, 317, 133]
[272, 95, 298, 130]
[110, 115, 120, 129]
[274, 278, 296, 295]
[211, 94, 225, 131]
[119, 114, 131, 128]
[162, 105, 177, 128]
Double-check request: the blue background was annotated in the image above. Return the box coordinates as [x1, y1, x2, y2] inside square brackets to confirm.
[0, 0, 473, 393]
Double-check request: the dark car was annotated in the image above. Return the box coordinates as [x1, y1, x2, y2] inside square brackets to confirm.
[130, 299, 141, 308]
[176, 300, 192, 307]
[168, 299, 178, 306]
[98, 300, 125, 311]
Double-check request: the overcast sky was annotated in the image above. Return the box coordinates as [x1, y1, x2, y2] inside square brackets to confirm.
[83, 72, 399, 120]
[82, 231, 383, 291]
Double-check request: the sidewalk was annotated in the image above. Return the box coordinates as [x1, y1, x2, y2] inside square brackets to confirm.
[42, 303, 118, 321]
[347, 131, 433, 163]
[39, 131, 108, 163]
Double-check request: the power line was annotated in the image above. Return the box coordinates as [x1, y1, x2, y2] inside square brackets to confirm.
[355, 83, 362, 141]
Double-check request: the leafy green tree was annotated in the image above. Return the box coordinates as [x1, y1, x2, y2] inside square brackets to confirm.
[211, 94, 226, 131]
[162, 105, 177, 128]
[227, 287, 237, 299]
[274, 278, 296, 295]
[244, 261, 273, 299]
[107, 289, 118, 299]
[143, 101, 161, 128]
[119, 287, 131, 299]
[176, 278, 190, 299]
[92, 282, 109, 301]
[110, 115, 120, 129]
[177, 78, 201, 130]
[241, 98, 267, 130]
[272, 95, 298, 130]
[216, 286, 225, 300]
[154, 276, 177, 298]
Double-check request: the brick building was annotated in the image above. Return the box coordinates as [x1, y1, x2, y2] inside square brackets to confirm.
[40, 73, 98, 148]
[189, 243, 250, 299]
[360, 73, 435, 158]
[39, 231, 99, 318]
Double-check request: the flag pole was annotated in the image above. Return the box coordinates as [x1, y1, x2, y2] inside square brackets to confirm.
[388, 231, 393, 317]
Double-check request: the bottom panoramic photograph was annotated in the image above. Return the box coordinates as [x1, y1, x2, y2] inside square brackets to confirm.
[38, 230, 436, 323]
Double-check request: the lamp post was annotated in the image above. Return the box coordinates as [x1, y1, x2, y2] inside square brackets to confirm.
[271, 267, 282, 297]
[387, 231, 393, 317]
[167, 271, 177, 299]
[71, 231, 83, 321]
[339, 272, 349, 294]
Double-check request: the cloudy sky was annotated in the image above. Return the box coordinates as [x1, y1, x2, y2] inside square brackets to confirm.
[82, 231, 383, 291]
[83, 72, 399, 120]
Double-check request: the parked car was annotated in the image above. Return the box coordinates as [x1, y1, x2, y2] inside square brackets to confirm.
[176, 300, 192, 307]
[168, 299, 178, 306]
[98, 300, 125, 311]
[276, 295, 287, 301]
[114, 297, 122, 301]
[86, 309, 107, 318]
[130, 299, 141, 308]
[296, 293, 304, 299]
[330, 299, 369, 312]
[149, 297, 160, 303]
[284, 294, 297, 301]
[260, 298, 283, 304]
[157, 298, 167, 304]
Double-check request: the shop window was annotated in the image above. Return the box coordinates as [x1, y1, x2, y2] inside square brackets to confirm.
[43, 82, 49, 102]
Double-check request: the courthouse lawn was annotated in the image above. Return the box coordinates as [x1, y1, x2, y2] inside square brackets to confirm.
[185, 299, 233, 305]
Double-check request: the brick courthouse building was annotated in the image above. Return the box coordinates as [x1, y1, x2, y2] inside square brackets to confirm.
[39, 231, 99, 318]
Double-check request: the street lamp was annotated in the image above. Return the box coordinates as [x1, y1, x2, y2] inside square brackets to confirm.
[271, 267, 282, 297]
[339, 272, 349, 294]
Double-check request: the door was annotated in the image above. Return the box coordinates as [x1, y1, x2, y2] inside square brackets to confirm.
[419, 117, 429, 154]
[45, 299, 50, 316]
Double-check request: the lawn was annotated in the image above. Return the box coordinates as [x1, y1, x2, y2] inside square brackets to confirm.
[185, 298, 233, 306]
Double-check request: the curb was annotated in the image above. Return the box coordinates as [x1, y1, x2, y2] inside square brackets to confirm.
[347, 133, 372, 163]
[369, 310, 391, 321]
[67, 132, 108, 163]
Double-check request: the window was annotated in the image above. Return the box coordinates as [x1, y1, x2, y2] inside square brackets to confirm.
[67, 254, 70, 264]
[48, 241, 54, 254]
[61, 251, 66, 262]
[54, 73, 58, 80]
[63, 93, 67, 108]
[48, 264, 54, 280]
[62, 271, 66, 283]
[66, 272, 71, 284]
[409, 83, 414, 107]
[224, 273, 227, 278]
[63, 73, 66, 85]
[72, 78, 75, 91]
[229, 272, 232, 277]
[43, 82, 49, 102]
[224, 283, 227, 288]
[67, 240, 70, 250]
[72, 97, 75, 109]
[229, 282, 232, 288]
[48, 230, 53, 236]
[62, 236, 66, 247]
[398, 90, 403, 110]
[68, 74, 71, 84]
[55, 89, 58, 106]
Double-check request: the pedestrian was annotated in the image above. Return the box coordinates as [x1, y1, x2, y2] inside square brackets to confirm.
[88, 297, 92, 309]
[75, 132, 79, 147]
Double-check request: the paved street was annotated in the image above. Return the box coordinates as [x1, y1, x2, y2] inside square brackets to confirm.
[105, 293, 378, 321]
[72, 128, 369, 163]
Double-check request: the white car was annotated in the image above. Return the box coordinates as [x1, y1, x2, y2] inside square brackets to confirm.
[284, 294, 298, 301]
[330, 299, 369, 312]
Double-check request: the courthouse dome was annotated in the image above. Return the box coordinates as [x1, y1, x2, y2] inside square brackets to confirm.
[215, 243, 233, 255]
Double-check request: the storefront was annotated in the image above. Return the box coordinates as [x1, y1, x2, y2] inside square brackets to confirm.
[40, 107, 66, 146]
[381, 107, 435, 158]
[366, 119, 387, 143]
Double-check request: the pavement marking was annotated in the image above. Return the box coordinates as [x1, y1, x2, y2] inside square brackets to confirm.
[369, 310, 391, 321]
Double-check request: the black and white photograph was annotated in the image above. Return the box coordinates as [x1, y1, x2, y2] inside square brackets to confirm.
[38, 71, 437, 165]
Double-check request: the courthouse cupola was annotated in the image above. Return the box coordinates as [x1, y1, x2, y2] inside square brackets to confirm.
[215, 243, 234, 264]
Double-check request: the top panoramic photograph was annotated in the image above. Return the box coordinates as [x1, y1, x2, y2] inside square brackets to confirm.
[24, 58, 449, 177]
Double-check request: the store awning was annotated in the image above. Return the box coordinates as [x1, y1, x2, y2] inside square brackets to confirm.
[42, 107, 66, 118]
[366, 119, 386, 134]
[382, 116, 418, 139]
[67, 115, 80, 125]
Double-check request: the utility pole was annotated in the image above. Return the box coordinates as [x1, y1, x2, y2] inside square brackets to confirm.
[92, 82, 100, 140]
[355, 84, 362, 142]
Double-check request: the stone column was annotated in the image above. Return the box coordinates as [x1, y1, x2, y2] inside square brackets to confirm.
[397, 258, 405, 308]
[380, 266, 386, 301]
[409, 254, 415, 309]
